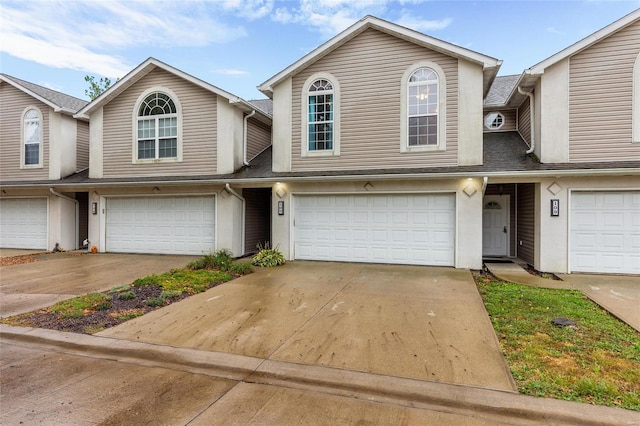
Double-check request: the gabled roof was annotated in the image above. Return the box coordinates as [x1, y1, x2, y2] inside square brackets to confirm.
[258, 15, 502, 98]
[75, 57, 271, 124]
[484, 75, 520, 106]
[0, 74, 89, 115]
[527, 8, 640, 75]
[248, 99, 273, 116]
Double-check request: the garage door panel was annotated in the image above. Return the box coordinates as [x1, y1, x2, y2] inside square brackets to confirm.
[294, 194, 455, 266]
[571, 191, 640, 274]
[106, 196, 215, 255]
[0, 198, 48, 249]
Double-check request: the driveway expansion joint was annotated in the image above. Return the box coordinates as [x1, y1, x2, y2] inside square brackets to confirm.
[1, 324, 637, 426]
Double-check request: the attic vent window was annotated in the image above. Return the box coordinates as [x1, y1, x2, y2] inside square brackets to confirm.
[485, 112, 504, 130]
[485, 201, 501, 209]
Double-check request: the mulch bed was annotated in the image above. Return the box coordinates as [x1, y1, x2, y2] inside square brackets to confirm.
[6, 284, 193, 334]
[0, 254, 40, 267]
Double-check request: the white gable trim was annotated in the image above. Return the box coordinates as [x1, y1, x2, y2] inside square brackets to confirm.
[528, 9, 640, 75]
[258, 15, 501, 97]
[0, 75, 72, 114]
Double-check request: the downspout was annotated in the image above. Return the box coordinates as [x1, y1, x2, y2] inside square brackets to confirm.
[50, 188, 79, 250]
[481, 176, 488, 196]
[243, 110, 256, 167]
[517, 87, 535, 154]
[225, 183, 245, 256]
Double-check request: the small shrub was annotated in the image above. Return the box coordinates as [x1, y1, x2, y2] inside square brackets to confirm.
[116, 291, 136, 300]
[251, 242, 286, 267]
[229, 262, 253, 276]
[188, 249, 234, 271]
[133, 274, 161, 287]
[109, 285, 130, 294]
[110, 309, 145, 321]
[146, 297, 165, 307]
[160, 290, 183, 300]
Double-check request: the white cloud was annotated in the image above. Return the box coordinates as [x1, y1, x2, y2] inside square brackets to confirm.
[214, 69, 250, 75]
[546, 26, 563, 35]
[395, 13, 452, 32]
[0, 0, 248, 78]
[271, 0, 450, 38]
[222, 0, 274, 20]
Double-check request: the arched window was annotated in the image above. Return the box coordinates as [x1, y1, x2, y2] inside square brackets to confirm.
[301, 73, 340, 157]
[23, 108, 41, 166]
[400, 62, 446, 153]
[136, 92, 178, 159]
[408, 68, 439, 146]
[308, 79, 333, 151]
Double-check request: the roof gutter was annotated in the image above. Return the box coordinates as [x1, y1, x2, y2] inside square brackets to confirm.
[243, 110, 256, 166]
[517, 87, 535, 154]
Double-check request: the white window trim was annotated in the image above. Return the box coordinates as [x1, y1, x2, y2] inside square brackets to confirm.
[400, 61, 447, 153]
[484, 112, 505, 130]
[131, 86, 183, 164]
[633, 53, 640, 143]
[20, 106, 43, 169]
[301, 72, 340, 158]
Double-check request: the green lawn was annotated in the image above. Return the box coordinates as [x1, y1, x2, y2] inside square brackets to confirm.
[475, 273, 640, 410]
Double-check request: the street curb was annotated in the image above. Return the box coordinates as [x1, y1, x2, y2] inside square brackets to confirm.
[2, 325, 638, 425]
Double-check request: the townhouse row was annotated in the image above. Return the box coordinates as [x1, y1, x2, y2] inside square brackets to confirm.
[1, 12, 639, 274]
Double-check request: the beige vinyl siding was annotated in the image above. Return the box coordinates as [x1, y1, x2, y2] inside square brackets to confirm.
[483, 109, 517, 132]
[102, 68, 218, 177]
[0, 83, 50, 181]
[516, 183, 535, 264]
[291, 28, 459, 172]
[517, 99, 531, 147]
[569, 21, 640, 162]
[76, 120, 90, 170]
[247, 117, 271, 161]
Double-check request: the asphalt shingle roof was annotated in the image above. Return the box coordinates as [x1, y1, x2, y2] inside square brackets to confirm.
[485, 75, 520, 106]
[248, 99, 273, 116]
[1, 74, 89, 112]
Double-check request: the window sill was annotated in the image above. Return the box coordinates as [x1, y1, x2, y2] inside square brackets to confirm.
[20, 164, 43, 169]
[132, 157, 182, 165]
[301, 150, 339, 158]
[400, 144, 445, 153]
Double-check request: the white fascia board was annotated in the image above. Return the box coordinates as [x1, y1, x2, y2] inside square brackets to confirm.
[527, 9, 640, 75]
[258, 15, 501, 97]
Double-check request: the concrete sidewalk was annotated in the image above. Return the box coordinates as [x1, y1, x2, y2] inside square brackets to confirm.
[2, 324, 637, 425]
[485, 262, 640, 332]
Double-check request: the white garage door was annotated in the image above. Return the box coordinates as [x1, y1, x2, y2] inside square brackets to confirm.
[570, 191, 640, 274]
[294, 193, 455, 266]
[0, 198, 48, 249]
[106, 196, 215, 255]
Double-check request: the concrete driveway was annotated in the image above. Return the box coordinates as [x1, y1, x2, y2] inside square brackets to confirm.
[98, 261, 516, 391]
[0, 252, 196, 318]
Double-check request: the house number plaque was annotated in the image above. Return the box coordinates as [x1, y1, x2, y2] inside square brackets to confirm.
[550, 199, 560, 217]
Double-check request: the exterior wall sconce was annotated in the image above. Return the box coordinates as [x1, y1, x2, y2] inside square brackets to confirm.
[364, 182, 373, 191]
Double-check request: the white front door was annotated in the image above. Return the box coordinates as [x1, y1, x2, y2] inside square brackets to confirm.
[483, 195, 509, 256]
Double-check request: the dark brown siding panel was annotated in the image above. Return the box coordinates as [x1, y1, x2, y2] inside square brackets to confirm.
[76, 192, 89, 246]
[243, 188, 271, 254]
[516, 183, 535, 264]
[247, 117, 271, 161]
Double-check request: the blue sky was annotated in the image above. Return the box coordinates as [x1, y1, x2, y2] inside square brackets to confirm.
[1, 1, 638, 102]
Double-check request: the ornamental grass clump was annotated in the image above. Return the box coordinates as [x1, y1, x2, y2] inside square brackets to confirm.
[251, 242, 286, 267]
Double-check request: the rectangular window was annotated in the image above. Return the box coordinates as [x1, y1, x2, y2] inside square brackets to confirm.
[308, 94, 333, 151]
[24, 143, 40, 165]
[138, 140, 155, 159]
[408, 116, 437, 146]
[159, 138, 177, 158]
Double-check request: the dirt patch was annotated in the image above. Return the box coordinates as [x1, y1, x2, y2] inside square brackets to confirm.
[2, 284, 201, 334]
[524, 264, 562, 280]
[0, 254, 40, 267]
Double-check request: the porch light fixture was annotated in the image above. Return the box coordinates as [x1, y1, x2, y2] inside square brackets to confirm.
[153, 186, 160, 194]
[547, 181, 563, 196]
[275, 183, 287, 198]
[463, 183, 477, 197]
[364, 182, 373, 191]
